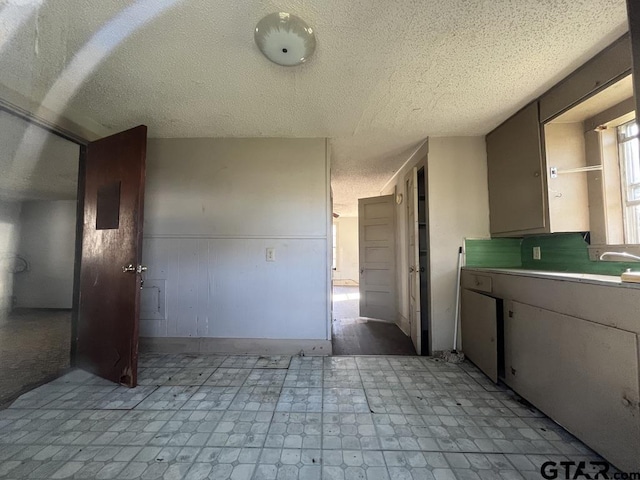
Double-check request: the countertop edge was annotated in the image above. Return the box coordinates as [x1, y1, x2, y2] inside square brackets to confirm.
[462, 267, 640, 289]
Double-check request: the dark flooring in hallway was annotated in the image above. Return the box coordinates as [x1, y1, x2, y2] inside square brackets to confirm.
[332, 285, 416, 355]
[0, 309, 71, 408]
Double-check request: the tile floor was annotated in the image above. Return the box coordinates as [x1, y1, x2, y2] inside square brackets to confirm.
[0, 354, 611, 479]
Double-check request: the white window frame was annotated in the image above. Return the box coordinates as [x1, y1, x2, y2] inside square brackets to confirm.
[617, 120, 640, 244]
[587, 111, 640, 261]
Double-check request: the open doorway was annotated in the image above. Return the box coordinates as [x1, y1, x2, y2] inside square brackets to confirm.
[0, 109, 80, 406]
[405, 165, 430, 355]
[331, 204, 416, 356]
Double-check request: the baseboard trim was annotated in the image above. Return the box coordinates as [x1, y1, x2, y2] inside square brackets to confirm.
[139, 337, 332, 356]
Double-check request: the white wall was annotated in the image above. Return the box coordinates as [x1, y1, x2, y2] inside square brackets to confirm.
[427, 137, 490, 351]
[0, 201, 21, 316]
[141, 138, 331, 344]
[13, 201, 76, 309]
[383, 138, 490, 352]
[332, 216, 359, 284]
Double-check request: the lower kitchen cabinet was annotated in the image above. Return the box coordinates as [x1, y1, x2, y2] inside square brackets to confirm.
[460, 289, 498, 382]
[460, 268, 640, 472]
[504, 301, 640, 473]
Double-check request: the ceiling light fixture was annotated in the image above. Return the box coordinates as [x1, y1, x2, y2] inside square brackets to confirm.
[254, 12, 316, 67]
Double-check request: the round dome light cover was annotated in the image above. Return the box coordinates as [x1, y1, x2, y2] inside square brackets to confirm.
[254, 12, 316, 66]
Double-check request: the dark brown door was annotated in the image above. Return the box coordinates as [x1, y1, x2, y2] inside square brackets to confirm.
[76, 125, 147, 387]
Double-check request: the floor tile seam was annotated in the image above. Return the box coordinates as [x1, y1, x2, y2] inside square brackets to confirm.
[4, 444, 584, 464]
[6, 458, 582, 479]
[182, 365, 221, 385]
[307, 446, 578, 457]
[353, 358, 376, 416]
[9, 392, 67, 411]
[240, 361, 293, 457]
[458, 364, 504, 396]
[0, 445, 588, 457]
[152, 375, 215, 388]
[2, 406, 550, 419]
[125, 385, 161, 412]
[0, 437, 567, 449]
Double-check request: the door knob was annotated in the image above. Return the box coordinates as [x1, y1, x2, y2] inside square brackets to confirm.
[409, 266, 415, 273]
[137, 265, 148, 274]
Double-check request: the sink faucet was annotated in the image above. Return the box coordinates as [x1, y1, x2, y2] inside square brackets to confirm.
[599, 251, 640, 262]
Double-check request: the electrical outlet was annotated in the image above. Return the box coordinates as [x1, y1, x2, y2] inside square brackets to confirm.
[533, 246, 541, 260]
[266, 248, 276, 262]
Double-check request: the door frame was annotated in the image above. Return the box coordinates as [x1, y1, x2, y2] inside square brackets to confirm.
[416, 165, 431, 355]
[403, 155, 431, 355]
[0, 103, 89, 368]
[404, 167, 421, 354]
[70, 146, 87, 367]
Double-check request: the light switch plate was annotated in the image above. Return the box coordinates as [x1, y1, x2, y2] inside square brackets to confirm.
[266, 248, 276, 262]
[533, 246, 541, 260]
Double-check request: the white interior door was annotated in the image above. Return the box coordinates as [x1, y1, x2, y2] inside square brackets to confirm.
[358, 195, 396, 321]
[406, 168, 421, 354]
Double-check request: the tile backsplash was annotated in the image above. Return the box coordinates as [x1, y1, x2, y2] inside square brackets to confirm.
[464, 238, 522, 268]
[465, 234, 635, 275]
[520, 233, 634, 275]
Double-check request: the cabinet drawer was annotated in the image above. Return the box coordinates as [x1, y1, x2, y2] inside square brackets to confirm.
[461, 273, 493, 293]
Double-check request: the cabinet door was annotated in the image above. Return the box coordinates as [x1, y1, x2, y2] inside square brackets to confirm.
[486, 102, 546, 235]
[461, 289, 497, 382]
[505, 302, 640, 472]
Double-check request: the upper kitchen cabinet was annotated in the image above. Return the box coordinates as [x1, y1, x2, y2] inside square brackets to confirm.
[539, 36, 631, 123]
[487, 103, 546, 235]
[486, 34, 632, 237]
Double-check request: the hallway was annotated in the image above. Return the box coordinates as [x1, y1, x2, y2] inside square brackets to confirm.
[332, 286, 416, 356]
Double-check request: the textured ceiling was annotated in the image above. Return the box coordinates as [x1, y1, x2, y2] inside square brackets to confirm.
[0, 0, 629, 216]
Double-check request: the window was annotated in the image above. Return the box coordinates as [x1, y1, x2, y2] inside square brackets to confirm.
[617, 120, 640, 244]
[332, 223, 337, 270]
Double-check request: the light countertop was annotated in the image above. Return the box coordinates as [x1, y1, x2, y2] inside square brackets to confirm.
[462, 267, 640, 289]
